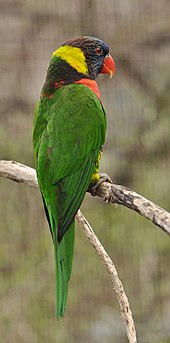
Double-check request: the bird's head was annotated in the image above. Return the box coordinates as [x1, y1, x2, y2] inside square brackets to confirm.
[52, 36, 115, 80]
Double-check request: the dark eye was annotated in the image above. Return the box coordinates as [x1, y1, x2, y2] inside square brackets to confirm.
[95, 46, 103, 55]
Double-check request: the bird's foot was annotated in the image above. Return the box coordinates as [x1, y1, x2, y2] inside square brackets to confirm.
[89, 173, 112, 201]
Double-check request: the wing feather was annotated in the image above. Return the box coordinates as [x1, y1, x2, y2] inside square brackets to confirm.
[34, 85, 106, 236]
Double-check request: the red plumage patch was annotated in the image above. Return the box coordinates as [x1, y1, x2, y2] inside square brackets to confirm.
[74, 79, 100, 99]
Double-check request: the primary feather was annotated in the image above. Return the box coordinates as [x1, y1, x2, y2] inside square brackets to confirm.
[33, 36, 115, 318]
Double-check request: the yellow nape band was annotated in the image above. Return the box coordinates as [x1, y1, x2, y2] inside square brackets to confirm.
[53, 45, 88, 75]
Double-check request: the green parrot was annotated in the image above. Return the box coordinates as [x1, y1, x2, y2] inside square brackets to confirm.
[33, 36, 115, 319]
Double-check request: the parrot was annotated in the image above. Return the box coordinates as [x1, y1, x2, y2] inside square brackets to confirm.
[33, 36, 115, 319]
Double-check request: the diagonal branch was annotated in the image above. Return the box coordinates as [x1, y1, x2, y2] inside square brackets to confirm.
[76, 210, 137, 343]
[94, 181, 170, 235]
[0, 159, 139, 342]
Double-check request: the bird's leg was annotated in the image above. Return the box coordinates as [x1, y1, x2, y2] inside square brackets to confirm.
[88, 172, 113, 202]
[89, 172, 112, 193]
[88, 150, 112, 201]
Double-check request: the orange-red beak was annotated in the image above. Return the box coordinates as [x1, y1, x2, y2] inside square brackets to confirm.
[100, 54, 115, 78]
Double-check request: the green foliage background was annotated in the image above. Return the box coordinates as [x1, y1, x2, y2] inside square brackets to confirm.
[0, 1, 170, 342]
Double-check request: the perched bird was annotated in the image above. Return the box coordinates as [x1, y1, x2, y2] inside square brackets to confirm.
[33, 36, 115, 319]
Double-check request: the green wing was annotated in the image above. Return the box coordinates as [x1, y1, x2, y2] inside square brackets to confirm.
[33, 84, 106, 318]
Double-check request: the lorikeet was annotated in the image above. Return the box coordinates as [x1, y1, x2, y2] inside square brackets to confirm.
[33, 36, 115, 319]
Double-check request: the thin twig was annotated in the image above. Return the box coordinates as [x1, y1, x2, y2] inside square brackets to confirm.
[76, 210, 137, 343]
[0, 159, 138, 342]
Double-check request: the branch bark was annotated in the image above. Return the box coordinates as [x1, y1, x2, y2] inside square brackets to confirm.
[1, 159, 170, 342]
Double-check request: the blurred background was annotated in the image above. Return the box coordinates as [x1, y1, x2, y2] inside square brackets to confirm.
[0, 0, 170, 342]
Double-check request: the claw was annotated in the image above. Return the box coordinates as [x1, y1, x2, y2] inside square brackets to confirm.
[89, 173, 112, 198]
[98, 173, 112, 184]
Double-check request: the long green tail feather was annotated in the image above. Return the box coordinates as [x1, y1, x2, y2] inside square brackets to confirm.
[43, 197, 75, 319]
[53, 221, 75, 319]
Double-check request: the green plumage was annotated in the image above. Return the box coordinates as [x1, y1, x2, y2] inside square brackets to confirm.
[33, 84, 106, 318]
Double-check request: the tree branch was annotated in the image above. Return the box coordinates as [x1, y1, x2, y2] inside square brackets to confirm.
[0, 160, 170, 234]
[1, 159, 170, 342]
[0, 160, 38, 188]
[0, 159, 139, 342]
[94, 181, 170, 235]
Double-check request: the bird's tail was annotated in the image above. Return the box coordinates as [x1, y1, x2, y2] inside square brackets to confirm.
[53, 221, 75, 319]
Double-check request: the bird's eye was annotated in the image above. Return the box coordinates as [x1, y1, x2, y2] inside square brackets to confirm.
[95, 46, 102, 55]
